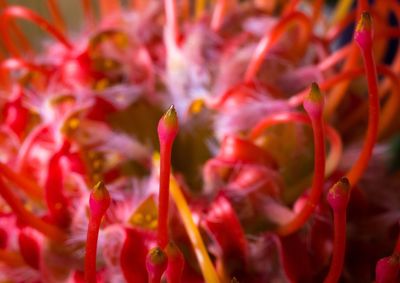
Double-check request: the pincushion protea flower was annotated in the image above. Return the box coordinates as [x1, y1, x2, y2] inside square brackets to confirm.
[0, 0, 399, 282]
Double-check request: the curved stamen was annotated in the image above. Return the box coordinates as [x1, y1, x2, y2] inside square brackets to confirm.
[244, 11, 311, 82]
[0, 6, 73, 57]
[0, 177, 65, 243]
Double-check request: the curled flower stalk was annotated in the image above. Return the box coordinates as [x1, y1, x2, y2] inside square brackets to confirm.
[276, 83, 326, 236]
[0, 176, 65, 243]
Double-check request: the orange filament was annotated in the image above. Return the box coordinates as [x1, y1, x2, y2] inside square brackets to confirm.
[131, 0, 146, 11]
[181, 0, 190, 20]
[0, 177, 65, 243]
[311, 0, 325, 24]
[331, 0, 354, 26]
[324, 46, 359, 118]
[326, 10, 356, 42]
[0, 58, 49, 88]
[0, 249, 25, 267]
[317, 44, 352, 71]
[0, 162, 43, 202]
[257, 87, 326, 238]
[249, 112, 342, 177]
[340, 65, 400, 139]
[0, 6, 73, 57]
[289, 68, 364, 107]
[0, 0, 32, 55]
[195, 0, 207, 19]
[99, 0, 122, 19]
[244, 11, 311, 82]
[81, 0, 94, 28]
[249, 111, 345, 236]
[46, 0, 66, 32]
[282, 0, 300, 15]
[276, 106, 325, 236]
[325, 1, 369, 118]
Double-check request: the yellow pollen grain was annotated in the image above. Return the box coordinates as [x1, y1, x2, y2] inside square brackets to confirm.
[94, 78, 109, 91]
[92, 159, 103, 170]
[113, 33, 128, 49]
[68, 118, 80, 130]
[189, 99, 205, 115]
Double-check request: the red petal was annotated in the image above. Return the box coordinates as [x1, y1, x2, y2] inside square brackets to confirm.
[120, 228, 155, 283]
[18, 229, 41, 270]
[218, 136, 277, 169]
[203, 194, 248, 275]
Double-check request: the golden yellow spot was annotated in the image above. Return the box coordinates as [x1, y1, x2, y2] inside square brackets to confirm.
[68, 118, 80, 130]
[129, 195, 158, 230]
[92, 159, 103, 171]
[103, 59, 116, 70]
[113, 33, 129, 49]
[94, 78, 110, 91]
[50, 94, 76, 106]
[189, 99, 205, 115]
[132, 213, 144, 223]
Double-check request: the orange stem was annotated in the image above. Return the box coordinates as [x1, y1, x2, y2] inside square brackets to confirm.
[99, 0, 121, 19]
[311, 0, 325, 23]
[244, 11, 311, 82]
[81, 0, 94, 28]
[339, 65, 400, 138]
[289, 68, 365, 107]
[326, 10, 356, 42]
[317, 44, 352, 71]
[0, 6, 72, 57]
[0, 177, 65, 243]
[282, 0, 300, 15]
[0, 0, 33, 55]
[0, 249, 25, 266]
[0, 162, 43, 202]
[250, 112, 342, 177]
[325, 1, 369, 119]
[47, 0, 66, 32]
[275, 111, 325, 236]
